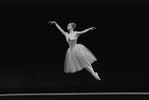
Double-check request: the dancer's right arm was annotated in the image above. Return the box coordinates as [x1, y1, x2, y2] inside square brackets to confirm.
[49, 21, 67, 36]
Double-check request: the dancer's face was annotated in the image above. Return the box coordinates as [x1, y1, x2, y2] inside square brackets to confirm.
[67, 23, 72, 31]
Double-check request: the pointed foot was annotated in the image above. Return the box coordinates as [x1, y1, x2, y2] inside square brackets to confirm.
[93, 72, 101, 81]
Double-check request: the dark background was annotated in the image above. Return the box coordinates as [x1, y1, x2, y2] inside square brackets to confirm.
[0, 0, 149, 93]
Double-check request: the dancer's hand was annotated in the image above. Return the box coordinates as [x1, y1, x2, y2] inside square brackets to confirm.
[90, 27, 96, 30]
[48, 21, 56, 25]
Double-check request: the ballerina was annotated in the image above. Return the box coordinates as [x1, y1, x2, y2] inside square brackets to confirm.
[48, 21, 100, 80]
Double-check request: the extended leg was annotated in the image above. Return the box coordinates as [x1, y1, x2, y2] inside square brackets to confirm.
[85, 63, 100, 80]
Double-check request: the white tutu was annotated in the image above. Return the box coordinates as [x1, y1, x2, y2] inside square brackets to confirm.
[64, 44, 97, 73]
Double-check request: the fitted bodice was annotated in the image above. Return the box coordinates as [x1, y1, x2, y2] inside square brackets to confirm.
[67, 39, 77, 50]
[65, 32, 79, 50]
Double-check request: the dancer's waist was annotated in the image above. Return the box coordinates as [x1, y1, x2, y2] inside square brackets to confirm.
[68, 39, 77, 49]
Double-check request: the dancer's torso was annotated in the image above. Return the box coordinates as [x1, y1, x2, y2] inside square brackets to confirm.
[67, 39, 77, 50]
[66, 32, 79, 50]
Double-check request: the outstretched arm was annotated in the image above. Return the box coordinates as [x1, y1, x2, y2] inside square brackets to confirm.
[76, 27, 96, 35]
[48, 21, 67, 35]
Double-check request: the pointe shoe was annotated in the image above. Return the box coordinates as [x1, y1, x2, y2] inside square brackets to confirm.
[93, 72, 101, 80]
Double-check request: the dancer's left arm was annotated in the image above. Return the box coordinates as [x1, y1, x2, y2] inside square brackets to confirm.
[76, 27, 96, 35]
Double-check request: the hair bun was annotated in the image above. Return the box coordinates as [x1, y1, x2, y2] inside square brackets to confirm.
[71, 22, 76, 29]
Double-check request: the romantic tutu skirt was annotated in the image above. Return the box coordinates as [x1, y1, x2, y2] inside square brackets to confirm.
[64, 44, 97, 73]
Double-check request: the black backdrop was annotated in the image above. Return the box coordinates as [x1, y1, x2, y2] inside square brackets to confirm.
[0, 0, 149, 93]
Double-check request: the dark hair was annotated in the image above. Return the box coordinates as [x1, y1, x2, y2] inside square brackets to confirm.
[71, 22, 76, 30]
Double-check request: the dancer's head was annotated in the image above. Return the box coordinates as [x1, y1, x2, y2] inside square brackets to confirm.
[67, 22, 76, 31]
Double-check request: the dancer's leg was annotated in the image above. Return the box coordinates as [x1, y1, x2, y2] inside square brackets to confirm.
[85, 65, 95, 74]
[85, 63, 100, 80]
